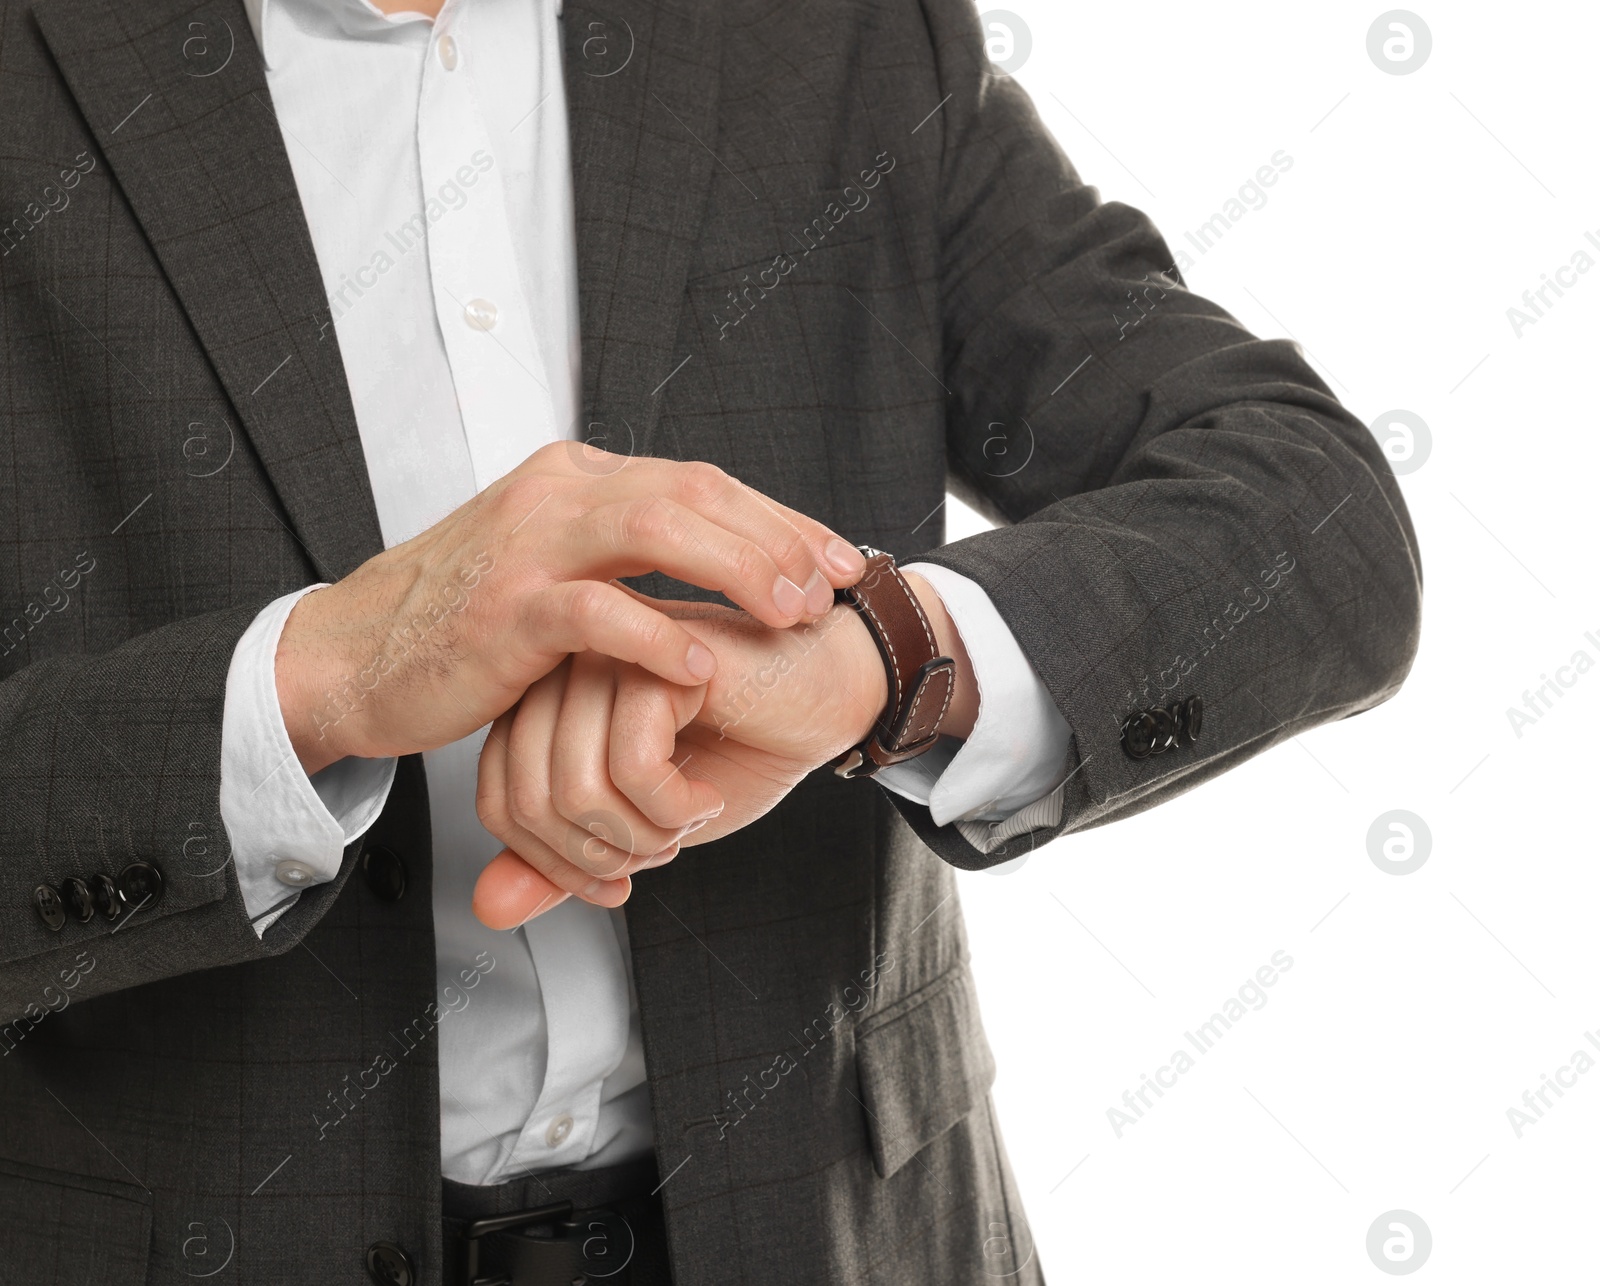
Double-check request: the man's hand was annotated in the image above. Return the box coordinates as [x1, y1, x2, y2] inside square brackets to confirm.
[471, 571, 977, 928]
[274, 444, 869, 775]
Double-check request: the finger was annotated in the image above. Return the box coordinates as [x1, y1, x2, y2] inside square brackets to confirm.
[547, 654, 690, 858]
[564, 497, 828, 630]
[634, 465, 858, 611]
[610, 666, 724, 830]
[609, 460, 865, 601]
[472, 849, 571, 929]
[529, 580, 719, 684]
[752, 492, 867, 589]
[477, 690, 643, 899]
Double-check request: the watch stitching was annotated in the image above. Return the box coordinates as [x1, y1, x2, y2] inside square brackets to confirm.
[851, 584, 904, 724]
[895, 565, 951, 746]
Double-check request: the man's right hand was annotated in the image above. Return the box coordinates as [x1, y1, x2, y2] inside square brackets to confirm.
[274, 444, 868, 775]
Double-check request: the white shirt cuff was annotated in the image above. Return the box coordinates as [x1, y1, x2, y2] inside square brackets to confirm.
[219, 586, 398, 937]
[874, 563, 1074, 849]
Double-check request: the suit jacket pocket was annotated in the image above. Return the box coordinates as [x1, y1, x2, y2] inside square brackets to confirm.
[0, 1156, 150, 1284]
[853, 961, 997, 1179]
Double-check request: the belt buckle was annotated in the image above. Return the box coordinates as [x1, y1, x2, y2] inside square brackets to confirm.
[460, 1198, 635, 1286]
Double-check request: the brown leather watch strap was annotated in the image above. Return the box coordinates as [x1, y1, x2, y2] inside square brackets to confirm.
[832, 547, 955, 779]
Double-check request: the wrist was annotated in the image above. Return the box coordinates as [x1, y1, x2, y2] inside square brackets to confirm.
[276, 589, 353, 777]
[829, 602, 892, 746]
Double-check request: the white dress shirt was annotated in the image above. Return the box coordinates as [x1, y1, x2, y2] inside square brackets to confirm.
[222, 0, 1072, 1186]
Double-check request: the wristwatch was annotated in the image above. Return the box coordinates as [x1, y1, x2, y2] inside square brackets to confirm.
[831, 546, 957, 779]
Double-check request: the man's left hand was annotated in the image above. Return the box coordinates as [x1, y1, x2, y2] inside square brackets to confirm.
[471, 573, 975, 929]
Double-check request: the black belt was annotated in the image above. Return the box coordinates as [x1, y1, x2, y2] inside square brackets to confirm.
[441, 1157, 673, 1286]
[453, 1199, 636, 1285]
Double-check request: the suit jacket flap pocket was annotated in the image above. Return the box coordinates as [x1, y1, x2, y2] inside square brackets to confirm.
[0, 1156, 150, 1284]
[854, 962, 996, 1179]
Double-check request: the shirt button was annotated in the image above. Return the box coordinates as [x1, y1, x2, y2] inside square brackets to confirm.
[275, 859, 318, 888]
[544, 1112, 574, 1148]
[463, 298, 498, 331]
[437, 34, 459, 71]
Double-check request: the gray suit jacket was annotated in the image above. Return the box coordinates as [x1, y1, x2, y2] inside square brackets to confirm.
[0, 0, 1422, 1280]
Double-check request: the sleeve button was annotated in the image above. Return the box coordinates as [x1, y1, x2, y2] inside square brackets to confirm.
[1147, 707, 1178, 753]
[33, 885, 66, 932]
[116, 861, 165, 911]
[90, 873, 124, 922]
[1121, 711, 1159, 760]
[59, 877, 95, 924]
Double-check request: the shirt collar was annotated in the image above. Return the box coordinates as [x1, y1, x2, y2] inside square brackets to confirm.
[245, 0, 564, 71]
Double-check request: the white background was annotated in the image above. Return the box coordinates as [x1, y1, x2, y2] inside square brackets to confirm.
[953, 2, 1600, 1281]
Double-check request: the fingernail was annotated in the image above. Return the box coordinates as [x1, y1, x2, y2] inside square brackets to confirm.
[582, 877, 628, 905]
[682, 819, 709, 836]
[803, 569, 833, 615]
[644, 843, 680, 868]
[772, 575, 806, 617]
[825, 539, 866, 576]
[686, 641, 717, 680]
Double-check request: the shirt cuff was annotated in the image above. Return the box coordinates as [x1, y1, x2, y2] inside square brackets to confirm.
[874, 563, 1075, 847]
[219, 586, 398, 937]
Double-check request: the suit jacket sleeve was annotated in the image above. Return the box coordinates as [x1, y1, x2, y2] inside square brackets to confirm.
[886, 0, 1424, 868]
[0, 604, 367, 1021]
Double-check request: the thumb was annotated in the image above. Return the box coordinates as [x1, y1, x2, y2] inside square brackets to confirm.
[472, 850, 572, 930]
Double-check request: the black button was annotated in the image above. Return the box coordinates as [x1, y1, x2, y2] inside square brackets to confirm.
[59, 877, 95, 924]
[1182, 695, 1204, 743]
[116, 861, 164, 911]
[1147, 707, 1177, 754]
[33, 885, 66, 932]
[90, 873, 124, 923]
[1121, 711, 1159, 760]
[362, 846, 407, 903]
[365, 1241, 415, 1286]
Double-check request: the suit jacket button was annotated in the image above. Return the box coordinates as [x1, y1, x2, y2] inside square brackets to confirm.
[33, 885, 66, 932]
[1122, 711, 1159, 759]
[59, 877, 95, 924]
[1147, 706, 1177, 753]
[90, 873, 124, 922]
[362, 846, 408, 903]
[365, 1241, 415, 1286]
[116, 861, 164, 911]
[1182, 695, 1204, 742]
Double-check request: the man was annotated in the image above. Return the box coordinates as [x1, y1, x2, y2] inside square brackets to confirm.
[0, 0, 1422, 1280]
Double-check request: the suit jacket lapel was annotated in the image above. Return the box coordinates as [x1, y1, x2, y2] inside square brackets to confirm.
[34, 0, 385, 582]
[563, 0, 725, 456]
